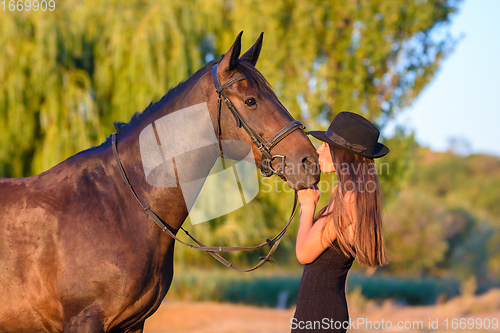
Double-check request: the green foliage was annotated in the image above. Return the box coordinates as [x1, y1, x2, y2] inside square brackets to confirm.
[167, 267, 302, 308]
[435, 208, 494, 285]
[167, 268, 462, 306]
[236, 0, 462, 127]
[409, 150, 500, 229]
[221, 275, 302, 308]
[411, 150, 500, 218]
[347, 273, 461, 305]
[446, 219, 494, 283]
[382, 148, 500, 288]
[0, 0, 461, 177]
[383, 187, 449, 274]
[0, 0, 227, 176]
[376, 126, 418, 201]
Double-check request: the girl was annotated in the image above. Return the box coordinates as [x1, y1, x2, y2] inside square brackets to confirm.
[291, 112, 389, 333]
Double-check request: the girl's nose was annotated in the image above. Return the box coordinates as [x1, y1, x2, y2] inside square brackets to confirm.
[316, 143, 324, 154]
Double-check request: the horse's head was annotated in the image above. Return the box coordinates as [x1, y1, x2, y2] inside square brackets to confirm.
[210, 32, 320, 190]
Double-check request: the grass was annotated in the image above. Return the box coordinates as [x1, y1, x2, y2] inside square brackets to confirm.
[166, 267, 464, 308]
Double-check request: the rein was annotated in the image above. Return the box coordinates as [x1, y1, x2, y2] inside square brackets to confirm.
[112, 133, 298, 272]
[110, 64, 305, 272]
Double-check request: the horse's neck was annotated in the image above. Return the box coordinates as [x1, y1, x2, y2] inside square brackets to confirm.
[115, 94, 221, 231]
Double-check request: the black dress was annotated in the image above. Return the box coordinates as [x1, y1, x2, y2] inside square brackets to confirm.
[291, 239, 355, 332]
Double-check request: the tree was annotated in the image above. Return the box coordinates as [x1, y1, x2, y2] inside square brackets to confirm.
[382, 187, 448, 275]
[228, 0, 462, 127]
[1, 0, 461, 178]
[0, 0, 228, 177]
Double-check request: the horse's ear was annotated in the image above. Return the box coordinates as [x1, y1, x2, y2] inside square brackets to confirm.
[241, 32, 263, 67]
[218, 31, 243, 72]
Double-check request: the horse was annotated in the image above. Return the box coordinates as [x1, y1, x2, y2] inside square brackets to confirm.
[0, 32, 319, 332]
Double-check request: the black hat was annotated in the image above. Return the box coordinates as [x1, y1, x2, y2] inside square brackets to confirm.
[308, 112, 389, 159]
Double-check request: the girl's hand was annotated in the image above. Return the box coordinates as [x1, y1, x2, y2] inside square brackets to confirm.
[297, 184, 320, 209]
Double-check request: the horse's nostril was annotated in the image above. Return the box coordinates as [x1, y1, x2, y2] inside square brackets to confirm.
[301, 156, 320, 175]
[301, 156, 313, 170]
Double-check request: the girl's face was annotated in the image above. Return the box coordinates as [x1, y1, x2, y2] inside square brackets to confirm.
[316, 142, 335, 173]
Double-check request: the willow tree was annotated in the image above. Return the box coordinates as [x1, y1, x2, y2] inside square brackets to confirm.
[0, 0, 228, 177]
[0, 0, 460, 175]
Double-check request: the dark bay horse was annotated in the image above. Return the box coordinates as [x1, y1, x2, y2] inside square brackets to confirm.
[0, 32, 319, 332]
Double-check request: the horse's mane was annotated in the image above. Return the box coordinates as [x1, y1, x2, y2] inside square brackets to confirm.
[113, 60, 217, 134]
[79, 57, 277, 154]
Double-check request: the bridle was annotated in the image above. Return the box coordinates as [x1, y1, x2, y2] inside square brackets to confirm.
[211, 63, 305, 179]
[111, 63, 306, 272]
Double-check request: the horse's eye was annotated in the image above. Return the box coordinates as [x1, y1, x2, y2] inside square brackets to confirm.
[244, 98, 257, 108]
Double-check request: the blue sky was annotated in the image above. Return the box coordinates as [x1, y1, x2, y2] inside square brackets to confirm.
[385, 0, 500, 156]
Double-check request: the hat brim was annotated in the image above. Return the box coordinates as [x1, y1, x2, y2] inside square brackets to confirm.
[308, 130, 389, 159]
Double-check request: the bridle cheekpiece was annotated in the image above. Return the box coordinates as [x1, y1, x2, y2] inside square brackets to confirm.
[211, 63, 305, 180]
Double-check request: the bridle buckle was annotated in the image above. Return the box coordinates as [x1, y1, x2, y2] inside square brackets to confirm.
[261, 155, 286, 178]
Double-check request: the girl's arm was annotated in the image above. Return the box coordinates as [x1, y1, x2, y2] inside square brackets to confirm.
[295, 185, 332, 264]
[295, 206, 333, 264]
[295, 189, 356, 264]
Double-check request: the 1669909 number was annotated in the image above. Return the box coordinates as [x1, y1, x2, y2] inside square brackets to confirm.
[444, 317, 498, 330]
[2, 0, 55, 11]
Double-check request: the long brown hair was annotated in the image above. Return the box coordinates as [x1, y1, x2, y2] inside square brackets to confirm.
[315, 145, 388, 267]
